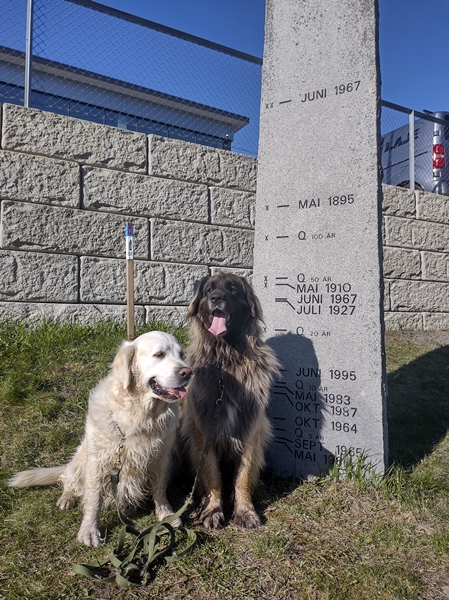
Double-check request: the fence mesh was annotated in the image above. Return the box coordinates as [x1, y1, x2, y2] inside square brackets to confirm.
[1, 1, 448, 191]
[0, 0, 27, 100]
[0, 0, 262, 156]
[380, 101, 449, 195]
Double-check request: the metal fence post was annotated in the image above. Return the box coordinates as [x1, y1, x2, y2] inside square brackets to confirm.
[409, 110, 415, 191]
[24, 0, 34, 108]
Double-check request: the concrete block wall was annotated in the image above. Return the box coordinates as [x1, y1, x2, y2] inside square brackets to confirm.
[0, 104, 255, 326]
[0, 105, 448, 330]
[382, 185, 449, 330]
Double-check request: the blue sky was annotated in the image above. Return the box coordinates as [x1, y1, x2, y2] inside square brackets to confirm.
[2, 0, 444, 155]
[96, 0, 448, 114]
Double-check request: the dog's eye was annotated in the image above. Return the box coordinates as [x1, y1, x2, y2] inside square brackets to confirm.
[154, 352, 165, 359]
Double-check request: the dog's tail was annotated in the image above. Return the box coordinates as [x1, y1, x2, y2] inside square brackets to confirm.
[7, 466, 65, 488]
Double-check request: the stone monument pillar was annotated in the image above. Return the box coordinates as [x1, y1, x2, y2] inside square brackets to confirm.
[254, 0, 388, 478]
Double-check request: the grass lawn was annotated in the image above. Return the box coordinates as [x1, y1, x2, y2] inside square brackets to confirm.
[1, 321, 449, 599]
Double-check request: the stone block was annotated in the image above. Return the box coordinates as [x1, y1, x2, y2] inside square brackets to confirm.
[80, 257, 208, 304]
[422, 251, 449, 282]
[384, 311, 423, 331]
[384, 215, 449, 253]
[390, 280, 449, 312]
[0, 150, 80, 207]
[148, 135, 257, 191]
[417, 191, 449, 225]
[2, 104, 146, 172]
[82, 167, 209, 222]
[383, 280, 391, 311]
[146, 305, 188, 327]
[382, 246, 421, 279]
[151, 219, 254, 267]
[1, 201, 149, 259]
[0, 250, 78, 302]
[210, 187, 255, 228]
[0, 302, 145, 325]
[381, 184, 416, 217]
[424, 313, 449, 331]
[210, 267, 253, 282]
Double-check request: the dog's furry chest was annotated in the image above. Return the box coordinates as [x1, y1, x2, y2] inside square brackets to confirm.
[214, 401, 251, 456]
[189, 369, 260, 448]
[100, 430, 167, 509]
[92, 406, 177, 508]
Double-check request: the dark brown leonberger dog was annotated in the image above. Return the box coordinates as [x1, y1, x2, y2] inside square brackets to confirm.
[180, 272, 279, 529]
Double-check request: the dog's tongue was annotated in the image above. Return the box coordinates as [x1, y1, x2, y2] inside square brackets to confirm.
[208, 310, 227, 336]
[165, 387, 186, 398]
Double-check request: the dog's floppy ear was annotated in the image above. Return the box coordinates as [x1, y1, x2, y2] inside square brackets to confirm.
[187, 276, 210, 318]
[112, 340, 136, 391]
[241, 277, 264, 321]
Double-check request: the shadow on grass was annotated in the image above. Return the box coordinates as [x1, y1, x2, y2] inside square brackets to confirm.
[167, 461, 303, 530]
[387, 342, 449, 468]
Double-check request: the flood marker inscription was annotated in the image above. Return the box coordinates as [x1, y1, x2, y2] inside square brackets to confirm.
[254, 0, 388, 478]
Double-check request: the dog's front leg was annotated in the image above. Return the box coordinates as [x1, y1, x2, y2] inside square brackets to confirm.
[76, 457, 103, 547]
[151, 443, 181, 527]
[198, 448, 224, 529]
[232, 434, 264, 529]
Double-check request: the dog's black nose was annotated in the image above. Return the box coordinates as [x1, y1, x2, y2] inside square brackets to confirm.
[178, 367, 192, 381]
[210, 290, 225, 305]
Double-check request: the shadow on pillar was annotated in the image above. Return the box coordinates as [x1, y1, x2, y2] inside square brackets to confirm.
[264, 333, 333, 480]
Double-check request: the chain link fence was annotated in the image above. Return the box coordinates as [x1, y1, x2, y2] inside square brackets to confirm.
[2, 0, 448, 187]
[380, 100, 449, 196]
[1, 0, 28, 101]
[0, 0, 262, 156]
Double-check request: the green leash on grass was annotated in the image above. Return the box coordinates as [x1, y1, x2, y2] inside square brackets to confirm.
[73, 469, 198, 588]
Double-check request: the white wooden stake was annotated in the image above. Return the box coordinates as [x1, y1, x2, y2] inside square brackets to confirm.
[125, 222, 134, 341]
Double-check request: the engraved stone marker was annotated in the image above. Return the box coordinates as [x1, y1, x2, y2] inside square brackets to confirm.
[254, 0, 388, 478]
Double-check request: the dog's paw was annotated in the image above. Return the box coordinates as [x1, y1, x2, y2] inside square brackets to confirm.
[77, 525, 103, 547]
[233, 510, 261, 529]
[56, 493, 78, 510]
[200, 506, 225, 529]
[158, 512, 182, 528]
[156, 504, 181, 527]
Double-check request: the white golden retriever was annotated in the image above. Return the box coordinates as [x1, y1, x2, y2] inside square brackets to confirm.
[8, 331, 192, 547]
